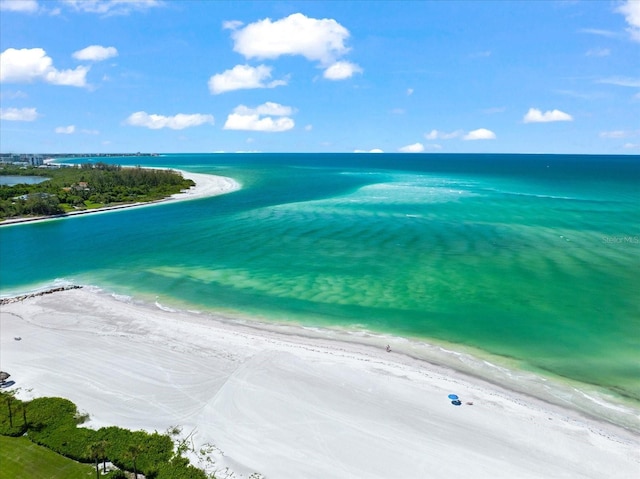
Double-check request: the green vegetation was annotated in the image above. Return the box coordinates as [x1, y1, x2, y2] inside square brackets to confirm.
[0, 436, 95, 479]
[0, 163, 195, 220]
[0, 391, 208, 479]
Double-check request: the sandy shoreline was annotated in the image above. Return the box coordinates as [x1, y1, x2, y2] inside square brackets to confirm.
[0, 169, 241, 227]
[1, 288, 638, 478]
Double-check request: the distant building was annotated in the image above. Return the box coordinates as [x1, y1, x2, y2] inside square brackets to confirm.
[0, 153, 44, 166]
[21, 154, 44, 166]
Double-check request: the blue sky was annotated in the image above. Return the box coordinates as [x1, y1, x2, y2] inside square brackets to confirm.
[1, 0, 638, 154]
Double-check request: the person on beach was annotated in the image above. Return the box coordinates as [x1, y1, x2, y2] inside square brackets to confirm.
[386, 344, 391, 352]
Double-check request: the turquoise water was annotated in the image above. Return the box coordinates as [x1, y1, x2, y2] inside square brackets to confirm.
[1, 153, 639, 423]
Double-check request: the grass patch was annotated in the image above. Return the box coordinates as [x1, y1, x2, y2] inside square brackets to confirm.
[83, 200, 105, 209]
[0, 435, 95, 479]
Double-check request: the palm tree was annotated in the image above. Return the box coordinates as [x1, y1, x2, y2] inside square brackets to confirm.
[87, 442, 103, 479]
[86, 440, 109, 477]
[125, 443, 144, 479]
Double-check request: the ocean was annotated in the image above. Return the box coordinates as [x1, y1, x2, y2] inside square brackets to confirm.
[1, 153, 638, 430]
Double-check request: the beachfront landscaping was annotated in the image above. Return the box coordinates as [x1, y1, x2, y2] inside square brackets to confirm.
[0, 163, 194, 220]
[0, 436, 95, 479]
[0, 391, 209, 479]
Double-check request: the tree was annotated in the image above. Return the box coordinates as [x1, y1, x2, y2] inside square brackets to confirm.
[126, 443, 144, 479]
[87, 441, 105, 479]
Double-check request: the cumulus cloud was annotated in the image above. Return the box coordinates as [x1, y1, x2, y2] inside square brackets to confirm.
[463, 128, 496, 140]
[0, 48, 89, 87]
[523, 108, 573, 123]
[616, 0, 640, 42]
[55, 125, 75, 134]
[398, 142, 425, 152]
[354, 148, 383, 153]
[424, 129, 463, 140]
[0, 0, 39, 12]
[0, 107, 38, 121]
[323, 61, 362, 80]
[208, 64, 287, 94]
[62, 0, 162, 16]
[72, 45, 118, 62]
[224, 102, 295, 132]
[125, 111, 214, 130]
[231, 13, 351, 65]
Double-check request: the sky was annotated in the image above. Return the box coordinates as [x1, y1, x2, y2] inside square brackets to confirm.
[0, 0, 639, 154]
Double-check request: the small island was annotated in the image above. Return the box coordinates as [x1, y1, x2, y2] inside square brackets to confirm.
[0, 163, 195, 222]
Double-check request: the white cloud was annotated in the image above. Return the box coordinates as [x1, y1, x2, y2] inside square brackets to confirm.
[424, 129, 463, 140]
[523, 108, 573, 123]
[55, 125, 75, 134]
[223, 20, 243, 30]
[407, 88, 414, 96]
[585, 48, 610, 57]
[125, 111, 214, 130]
[616, 0, 640, 42]
[231, 13, 351, 65]
[62, 0, 162, 16]
[354, 148, 384, 153]
[0, 107, 38, 121]
[0, 48, 89, 87]
[463, 128, 496, 140]
[597, 76, 640, 87]
[0, 90, 27, 99]
[304, 124, 313, 131]
[72, 45, 118, 62]
[600, 130, 639, 139]
[579, 28, 618, 38]
[0, 0, 38, 12]
[554, 89, 606, 100]
[323, 61, 362, 80]
[237, 102, 294, 116]
[223, 102, 295, 132]
[623, 142, 640, 149]
[208, 64, 287, 94]
[399, 142, 425, 152]
[224, 114, 294, 132]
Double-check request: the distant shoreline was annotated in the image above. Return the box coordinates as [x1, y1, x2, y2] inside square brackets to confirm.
[0, 169, 241, 227]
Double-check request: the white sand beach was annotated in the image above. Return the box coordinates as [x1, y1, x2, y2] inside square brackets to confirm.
[1, 288, 638, 478]
[0, 169, 241, 226]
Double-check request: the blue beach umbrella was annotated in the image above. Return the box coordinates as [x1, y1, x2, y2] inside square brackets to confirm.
[448, 394, 458, 400]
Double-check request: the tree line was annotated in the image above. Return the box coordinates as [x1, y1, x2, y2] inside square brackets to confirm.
[0, 163, 195, 220]
[1, 391, 209, 478]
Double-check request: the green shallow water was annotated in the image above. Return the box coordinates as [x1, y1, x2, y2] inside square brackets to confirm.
[1, 153, 639, 419]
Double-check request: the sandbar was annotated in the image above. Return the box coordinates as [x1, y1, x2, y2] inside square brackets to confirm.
[0, 288, 638, 478]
